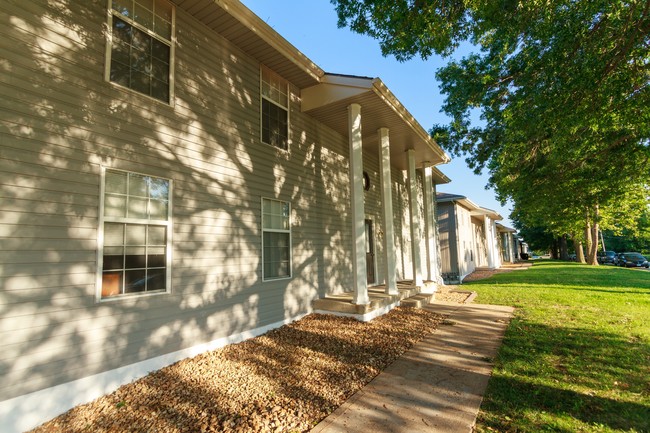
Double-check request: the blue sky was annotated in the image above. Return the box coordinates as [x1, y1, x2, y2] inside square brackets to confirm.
[240, 0, 514, 227]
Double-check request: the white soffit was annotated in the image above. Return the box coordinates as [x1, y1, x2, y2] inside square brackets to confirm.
[172, 0, 323, 88]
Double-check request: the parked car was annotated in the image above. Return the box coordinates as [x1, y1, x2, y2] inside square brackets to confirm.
[597, 250, 617, 264]
[616, 252, 649, 268]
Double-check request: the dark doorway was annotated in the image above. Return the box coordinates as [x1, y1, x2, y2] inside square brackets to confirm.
[365, 219, 375, 284]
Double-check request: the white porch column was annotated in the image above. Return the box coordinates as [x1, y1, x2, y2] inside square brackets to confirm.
[406, 149, 423, 286]
[348, 103, 369, 305]
[422, 165, 438, 289]
[484, 217, 496, 269]
[492, 221, 502, 268]
[378, 128, 397, 295]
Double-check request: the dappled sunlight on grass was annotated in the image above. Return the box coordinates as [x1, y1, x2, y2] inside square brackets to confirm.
[467, 261, 650, 433]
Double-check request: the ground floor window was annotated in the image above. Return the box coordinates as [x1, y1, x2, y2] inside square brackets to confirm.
[262, 198, 291, 280]
[99, 169, 172, 299]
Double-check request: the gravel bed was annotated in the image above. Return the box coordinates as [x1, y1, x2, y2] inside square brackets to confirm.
[29, 307, 443, 433]
[434, 285, 473, 303]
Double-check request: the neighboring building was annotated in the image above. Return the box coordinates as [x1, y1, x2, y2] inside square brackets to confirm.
[496, 223, 518, 264]
[515, 238, 530, 259]
[436, 193, 502, 283]
[0, 1, 450, 431]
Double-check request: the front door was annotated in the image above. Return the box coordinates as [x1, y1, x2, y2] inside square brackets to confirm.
[365, 219, 375, 284]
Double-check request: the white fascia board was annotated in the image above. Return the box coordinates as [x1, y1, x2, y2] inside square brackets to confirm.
[216, 0, 324, 83]
[371, 79, 451, 164]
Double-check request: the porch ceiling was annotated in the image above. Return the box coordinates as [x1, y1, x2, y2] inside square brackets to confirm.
[301, 74, 450, 171]
[171, 0, 323, 89]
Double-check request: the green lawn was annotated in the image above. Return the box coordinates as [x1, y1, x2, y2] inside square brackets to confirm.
[465, 261, 650, 433]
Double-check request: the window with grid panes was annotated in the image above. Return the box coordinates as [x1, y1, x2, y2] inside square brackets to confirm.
[261, 67, 289, 150]
[262, 198, 291, 280]
[100, 169, 171, 298]
[107, 0, 174, 103]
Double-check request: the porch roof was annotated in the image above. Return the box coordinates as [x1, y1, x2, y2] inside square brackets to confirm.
[301, 74, 450, 171]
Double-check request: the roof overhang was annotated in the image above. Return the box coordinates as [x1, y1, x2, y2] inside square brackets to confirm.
[472, 206, 503, 221]
[431, 167, 451, 185]
[437, 193, 479, 211]
[437, 193, 502, 221]
[171, 0, 323, 88]
[301, 74, 450, 171]
[496, 223, 516, 233]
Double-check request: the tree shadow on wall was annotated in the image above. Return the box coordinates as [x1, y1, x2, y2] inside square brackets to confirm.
[1, 1, 353, 420]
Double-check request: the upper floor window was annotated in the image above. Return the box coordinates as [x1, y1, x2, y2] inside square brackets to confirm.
[106, 0, 175, 103]
[261, 66, 289, 150]
[98, 169, 172, 300]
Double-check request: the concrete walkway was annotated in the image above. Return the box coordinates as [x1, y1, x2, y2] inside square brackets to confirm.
[310, 302, 515, 433]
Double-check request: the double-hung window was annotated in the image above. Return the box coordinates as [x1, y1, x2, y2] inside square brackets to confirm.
[260, 66, 289, 150]
[99, 169, 172, 299]
[262, 198, 291, 280]
[106, 0, 175, 103]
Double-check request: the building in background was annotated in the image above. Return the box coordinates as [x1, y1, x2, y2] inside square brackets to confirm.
[436, 193, 502, 283]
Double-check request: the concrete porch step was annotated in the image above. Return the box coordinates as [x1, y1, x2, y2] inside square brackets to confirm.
[400, 292, 434, 308]
[312, 280, 437, 321]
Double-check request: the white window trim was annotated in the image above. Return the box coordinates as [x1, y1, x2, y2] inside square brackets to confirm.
[104, 0, 176, 106]
[259, 65, 290, 151]
[96, 166, 173, 302]
[261, 197, 292, 282]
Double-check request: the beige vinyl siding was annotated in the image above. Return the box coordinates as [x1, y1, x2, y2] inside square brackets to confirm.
[1, 0, 356, 401]
[456, 205, 475, 278]
[436, 202, 456, 274]
[472, 217, 489, 267]
[361, 149, 382, 284]
[415, 171, 427, 280]
[391, 171, 411, 280]
[386, 168, 425, 282]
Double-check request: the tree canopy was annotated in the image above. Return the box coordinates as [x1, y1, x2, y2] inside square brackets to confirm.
[332, 0, 650, 261]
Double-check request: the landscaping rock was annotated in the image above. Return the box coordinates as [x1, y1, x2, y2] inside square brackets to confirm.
[28, 307, 443, 433]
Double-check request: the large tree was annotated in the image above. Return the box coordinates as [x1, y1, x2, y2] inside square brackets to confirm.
[332, 0, 650, 263]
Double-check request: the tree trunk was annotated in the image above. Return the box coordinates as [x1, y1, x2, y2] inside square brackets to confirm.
[587, 204, 600, 265]
[572, 233, 586, 263]
[559, 235, 570, 261]
[551, 238, 559, 259]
